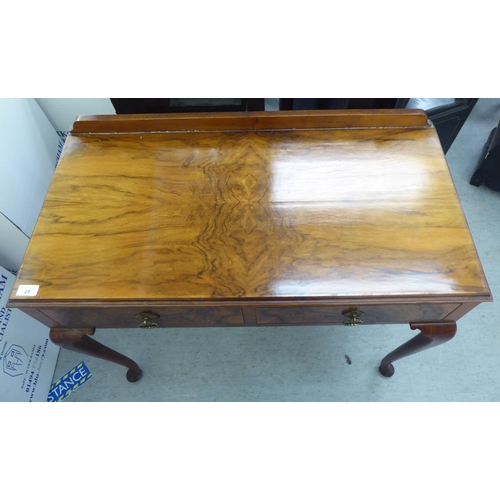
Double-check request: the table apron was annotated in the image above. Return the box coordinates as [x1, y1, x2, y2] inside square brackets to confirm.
[29, 302, 465, 329]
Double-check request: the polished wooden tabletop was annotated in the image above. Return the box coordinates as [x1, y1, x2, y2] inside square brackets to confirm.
[10, 110, 491, 305]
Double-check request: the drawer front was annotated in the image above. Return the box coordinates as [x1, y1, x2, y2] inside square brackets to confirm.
[255, 303, 459, 325]
[40, 306, 245, 329]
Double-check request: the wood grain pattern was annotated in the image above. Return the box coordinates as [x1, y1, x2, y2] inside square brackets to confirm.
[254, 303, 459, 325]
[71, 109, 431, 133]
[9, 111, 491, 309]
[7, 110, 493, 381]
[16, 303, 461, 329]
[39, 306, 245, 328]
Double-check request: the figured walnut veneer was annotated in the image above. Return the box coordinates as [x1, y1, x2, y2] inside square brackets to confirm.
[7, 110, 492, 380]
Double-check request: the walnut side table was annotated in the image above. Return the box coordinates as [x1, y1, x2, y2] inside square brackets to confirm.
[8, 110, 493, 382]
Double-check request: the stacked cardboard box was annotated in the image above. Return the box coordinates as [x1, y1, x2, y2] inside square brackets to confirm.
[0, 266, 59, 401]
[0, 98, 61, 401]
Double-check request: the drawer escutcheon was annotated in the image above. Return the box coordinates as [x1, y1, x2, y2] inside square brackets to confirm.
[342, 309, 364, 327]
[135, 312, 160, 329]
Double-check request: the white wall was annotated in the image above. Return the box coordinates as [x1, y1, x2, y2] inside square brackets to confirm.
[35, 98, 116, 132]
[0, 98, 59, 270]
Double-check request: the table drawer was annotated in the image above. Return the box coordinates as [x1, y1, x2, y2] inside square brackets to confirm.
[40, 306, 245, 329]
[255, 303, 459, 325]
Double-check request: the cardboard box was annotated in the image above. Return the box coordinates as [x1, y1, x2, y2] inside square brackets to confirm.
[0, 212, 29, 272]
[0, 98, 59, 271]
[0, 266, 59, 401]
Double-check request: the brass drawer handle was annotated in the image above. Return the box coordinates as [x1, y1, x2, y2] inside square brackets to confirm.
[135, 312, 160, 329]
[342, 309, 364, 327]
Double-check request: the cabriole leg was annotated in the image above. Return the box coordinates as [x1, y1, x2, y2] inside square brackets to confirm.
[50, 328, 142, 382]
[379, 321, 457, 377]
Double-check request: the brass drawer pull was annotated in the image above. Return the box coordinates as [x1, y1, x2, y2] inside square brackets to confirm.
[136, 312, 160, 329]
[342, 309, 364, 327]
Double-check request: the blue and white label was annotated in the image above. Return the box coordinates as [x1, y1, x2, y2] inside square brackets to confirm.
[47, 361, 92, 402]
